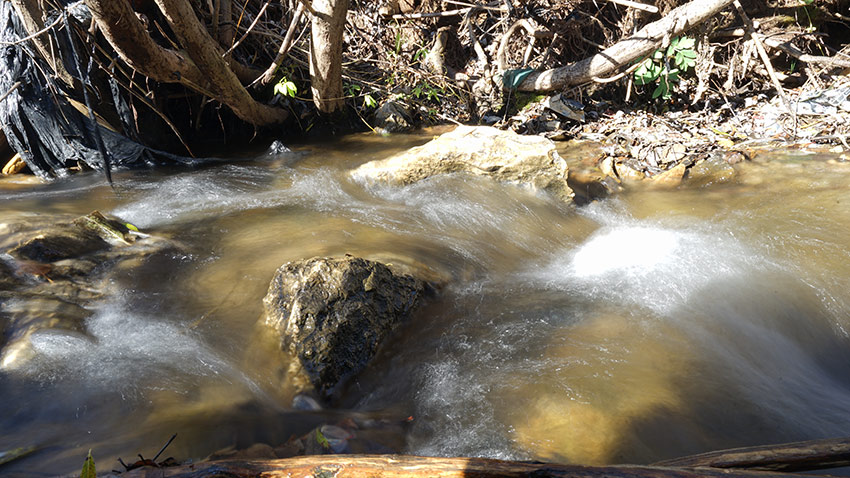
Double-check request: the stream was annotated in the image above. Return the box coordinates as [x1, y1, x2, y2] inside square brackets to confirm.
[2, 131, 850, 475]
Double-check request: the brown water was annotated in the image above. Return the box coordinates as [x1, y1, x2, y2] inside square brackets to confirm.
[2, 133, 850, 475]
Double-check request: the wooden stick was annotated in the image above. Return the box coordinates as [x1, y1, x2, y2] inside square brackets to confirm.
[731, 0, 792, 116]
[515, 0, 734, 91]
[607, 0, 659, 13]
[256, 1, 307, 85]
[392, 8, 469, 19]
[763, 36, 850, 68]
[0, 81, 21, 104]
[654, 436, 850, 472]
[222, 0, 272, 57]
[104, 454, 827, 478]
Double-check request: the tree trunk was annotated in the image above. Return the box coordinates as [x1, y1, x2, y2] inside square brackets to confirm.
[515, 0, 735, 91]
[106, 454, 823, 478]
[310, 0, 349, 113]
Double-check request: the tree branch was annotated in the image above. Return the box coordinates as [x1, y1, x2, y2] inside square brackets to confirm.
[153, 0, 288, 125]
[514, 0, 735, 91]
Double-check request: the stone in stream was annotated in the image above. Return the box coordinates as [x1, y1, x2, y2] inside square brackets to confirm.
[263, 256, 430, 399]
[351, 125, 574, 204]
[0, 211, 181, 370]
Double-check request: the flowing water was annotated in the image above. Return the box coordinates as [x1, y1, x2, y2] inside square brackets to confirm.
[2, 132, 850, 475]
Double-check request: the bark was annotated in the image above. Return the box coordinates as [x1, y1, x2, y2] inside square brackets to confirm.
[310, 0, 349, 113]
[515, 0, 735, 91]
[10, 0, 75, 86]
[106, 454, 823, 478]
[219, 0, 234, 47]
[84, 0, 209, 88]
[654, 437, 850, 472]
[153, 0, 288, 125]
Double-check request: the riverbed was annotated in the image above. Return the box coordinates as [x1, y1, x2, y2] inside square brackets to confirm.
[1, 132, 850, 475]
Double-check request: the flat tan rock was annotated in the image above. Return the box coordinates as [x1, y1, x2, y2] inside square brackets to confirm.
[352, 126, 574, 204]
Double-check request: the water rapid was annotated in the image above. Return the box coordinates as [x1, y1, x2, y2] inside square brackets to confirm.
[1, 135, 850, 475]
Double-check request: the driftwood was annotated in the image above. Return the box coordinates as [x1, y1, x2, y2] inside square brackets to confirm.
[104, 436, 850, 478]
[106, 454, 829, 478]
[516, 0, 735, 91]
[654, 436, 850, 472]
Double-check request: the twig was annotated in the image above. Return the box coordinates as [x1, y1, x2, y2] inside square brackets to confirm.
[464, 9, 488, 67]
[0, 15, 62, 46]
[732, 1, 792, 115]
[222, 0, 272, 57]
[392, 8, 470, 20]
[762, 35, 850, 68]
[591, 57, 645, 83]
[496, 19, 552, 70]
[442, 0, 506, 12]
[607, 0, 659, 13]
[254, 1, 306, 85]
[0, 81, 21, 104]
[152, 434, 178, 462]
[294, 0, 316, 16]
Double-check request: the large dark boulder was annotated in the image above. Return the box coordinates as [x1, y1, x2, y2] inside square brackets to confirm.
[263, 256, 429, 398]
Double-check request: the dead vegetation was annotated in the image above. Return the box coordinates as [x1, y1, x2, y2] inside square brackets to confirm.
[1, 0, 849, 178]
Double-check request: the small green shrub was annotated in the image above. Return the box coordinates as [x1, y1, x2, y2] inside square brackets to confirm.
[634, 36, 697, 100]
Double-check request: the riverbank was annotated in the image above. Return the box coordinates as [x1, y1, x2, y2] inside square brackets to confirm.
[3, 0, 849, 180]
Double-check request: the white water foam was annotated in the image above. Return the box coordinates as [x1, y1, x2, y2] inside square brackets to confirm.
[12, 296, 259, 398]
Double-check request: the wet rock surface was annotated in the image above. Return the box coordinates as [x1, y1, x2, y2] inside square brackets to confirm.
[352, 125, 574, 204]
[0, 211, 181, 369]
[263, 256, 430, 398]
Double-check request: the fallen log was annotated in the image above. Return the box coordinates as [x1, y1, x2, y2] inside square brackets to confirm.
[654, 436, 850, 472]
[106, 454, 827, 478]
[515, 0, 735, 91]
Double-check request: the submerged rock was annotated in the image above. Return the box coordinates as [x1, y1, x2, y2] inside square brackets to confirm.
[352, 125, 574, 204]
[0, 211, 180, 370]
[263, 256, 429, 398]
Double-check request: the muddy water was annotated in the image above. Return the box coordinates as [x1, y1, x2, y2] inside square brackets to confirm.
[1, 133, 850, 475]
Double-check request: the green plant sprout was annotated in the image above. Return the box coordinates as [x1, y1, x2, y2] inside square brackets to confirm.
[634, 36, 697, 100]
[273, 76, 298, 98]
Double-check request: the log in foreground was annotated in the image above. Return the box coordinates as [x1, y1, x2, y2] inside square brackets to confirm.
[109, 454, 829, 478]
[654, 436, 850, 472]
[515, 0, 735, 91]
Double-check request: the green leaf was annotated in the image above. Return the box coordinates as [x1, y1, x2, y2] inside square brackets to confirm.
[80, 450, 95, 478]
[667, 69, 680, 82]
[274, 78, 298, 97]
[677, 37, 695, 49]
[363, 94, 377, 109]
[316, 429, 330, 449]
[652, 83, 664, 99]
[634, 59, 661, 85]
[681, 49, 698, 58]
